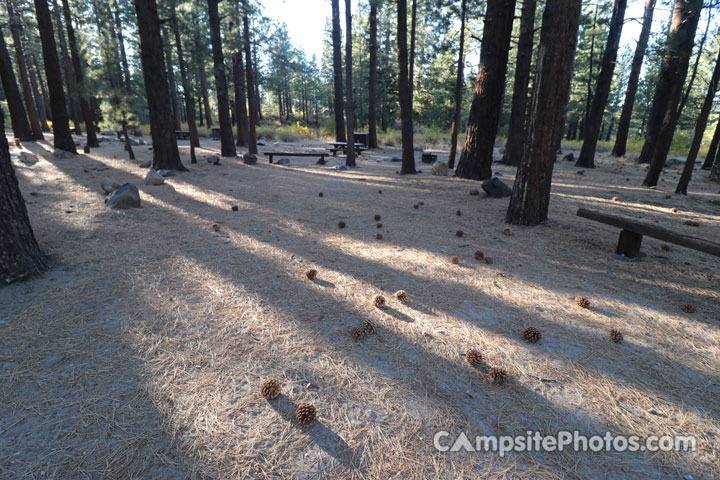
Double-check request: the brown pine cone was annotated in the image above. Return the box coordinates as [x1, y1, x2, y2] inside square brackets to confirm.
[575, 296, 590, 308]
[363, 321, 375, 334]
[350, 327, 365, 339]
[609, 329, 624, 344]
[394, 290, 408, 303]
[305, 269, 318, 280]
[523, 327, 542, 343]
[260, 378, 280, 400]
[466, 349, 482, 367]
[681, 304, 696, 313]
[488, 367, 507, 384]
[372, 294, 386, 308]
[296, 403, 317, 426]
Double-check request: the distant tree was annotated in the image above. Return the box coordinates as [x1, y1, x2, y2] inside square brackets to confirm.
[702, 117, 720, 170]
[242, 0, 258, 154]
[0, 30, 33, 141]
[368, 0, 379, 149]
[397, 0, 416, 174]
[33, 0, 76, 153]
[506, 0, 581, 225]
[207, 0, 236, 157]
[0, 110, 46, 284]
[331, 0, 346, 142]
[171, 0, 199, 162]
[455, 0, 516, 180]
[448, 0, 467, 169]
[345, 0, 355, 167]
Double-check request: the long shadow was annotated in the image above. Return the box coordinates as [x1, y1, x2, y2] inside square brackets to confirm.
[39, 145, 719, 477]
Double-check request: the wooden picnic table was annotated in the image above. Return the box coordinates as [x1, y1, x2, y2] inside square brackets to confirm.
[328, 142, 368, 156]
[175, 130, 190, 140]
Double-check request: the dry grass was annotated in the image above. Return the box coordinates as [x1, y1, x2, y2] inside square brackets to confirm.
[0, 132, 718, 479]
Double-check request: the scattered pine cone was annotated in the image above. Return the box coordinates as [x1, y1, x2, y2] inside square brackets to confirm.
[376, 233, 383, 240]
[413, 204, 419, 209]
[231, 205, 239, 211]
[671, 208, 678, 213]
[661, 245, 671, 252]
[338, 221, 346, 228]
[350, 327, 365, 339]
[295, 403, 317, 426]
[456, 210, 462, 216]
[523, 327, 542, 343]
[419, 201, 424, 206]
[394, 290, 408, 303]
[484, 257, 493, 264]
[503, 228, 512, 236]
[363, 321, 375, 334]
[377, 223, 383, 228]
[609, 329, 624, 344]
[456, 230, 464, 237]
[681, 303, 696, 313]
[305, 269, 318, 280]
[212, 223, 220, 232]
[474, 250, 484, 260]
[260, 378, 280, 400]
[451, 256, 459, 264]
[488, 367, 507, 384]
[318, 192, 324, 197]
[684, 220, 700, 227]
[575, 296, 590, 308]
[374, 214, 382, 221]
[372, 294, 386, 308]
[466, 349, 482, 367]
[612, 197, 619, 202]
[378, 190, 382, 194]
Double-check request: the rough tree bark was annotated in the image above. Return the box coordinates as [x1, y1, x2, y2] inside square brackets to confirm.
[368, 0, 378, 149]
[642, 0, 702, 187]
[33, 0, 76, 153]
[501, 0, 536, 167]
[506, 0, 581, 226]
[27, 58, 50, 132]
[242, 0, 258, 154]
[455, 0, 516, 181]
[51, 0, 82, 135]
[397, 0, 416, 174]
[0, 31, 33, 141]
[134, 0, 185, 171]
[233, 50, 249, 148]
[162, 27, 182, 131]
[331, 0, 346, 142]
[171, 0, 199, 163]
[207, 0, 236, 157]
[7, 0, 43, 139]
[448, 0, 467, 169]
[111, 0, 131, 93]
[612, 0, 656, 156]
[344, 0, 355, 167]
[576, 0, 627, 168]
[0, 110, 46, 284]
[409, 0, 417, 97]
[701, 115, 720, 170]
[676, 41, 720, 194]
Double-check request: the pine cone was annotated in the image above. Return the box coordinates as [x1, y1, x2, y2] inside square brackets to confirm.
[372, 294, 386, 308]
[503, 228, 512, 236]
[575, 296, 590, 308]
[376, 233, 383, 240]
[318, 192, 324, 197]
[523, 327, 542, 343]
[260, 378, 280, 400]
[377, 223, 383, 228]
[451, 256, 459, 264]
[363, 321, 375, 334]
[456, 210, 462, 216]
[681, 304, 696, 313]
[474, 250, 484, 260]
[350, 327, 365, 339]
[295, 402, 317, 426]
[338, 221, 346, 228]
[466, 349, 482, 367]
[609, 329, 624, 344]
[305, 269, 318, 280]
[394, 290, 408, 303]
[484, 257, 493, 264]
[374, 214, 381, 221]
[488, 367, 507, 384]
[456, 230, 464, 237]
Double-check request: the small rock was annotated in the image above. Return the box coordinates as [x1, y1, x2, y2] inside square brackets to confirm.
[19, 152, 38, 166]
[390, 156, 402, 162]
[331, 165, 348, 171]
[275, 158, 290, 165]
[139, 159, 152, 168]
[577, 170, 585, 175]
[206, 154, 220, 164]
[145, 169, 165, 185]
[101, 177, 121, 194]
[53, 149, 75, 159]
[469, 189, 480, 196]
[104, 183, 141, 209]
[481, 177, 512, 198]
[158, 169, 176, 177]
[432, 161, 449, 176]
[243, 153, 257, 165]
[256, 137, 267, 146]
[563, 153, 575, 162]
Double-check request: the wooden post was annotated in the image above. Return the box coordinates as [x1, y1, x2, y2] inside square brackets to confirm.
[616, 230, 643, 258]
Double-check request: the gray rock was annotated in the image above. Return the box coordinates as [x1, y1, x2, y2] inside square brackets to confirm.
[432, 161, 449, 176]
[243, 153, 257, 165]
[101, 129, 117, 137]
[158, 169, 176, 177]
[105, 183, 141, 209]
[331, 165, 348, 171]
[665, 157, 684, 167]
[145, 169, 165, 185]
[563, 153, 575, 162]
[139, 159, 152, 168]
[256, 137, 267, 146]
[469, 189, 480, 196]
[53, 149, 75, 159]
[206, 154, 220, 164]
[390, 156, 402, 162]
[19, 152, 38, 166]
[275, 158, 290, 165]
[101, 177, 121, 194]
[481, 177, 512, 198]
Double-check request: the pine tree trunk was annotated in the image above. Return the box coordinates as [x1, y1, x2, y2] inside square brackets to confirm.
[33, 0, 76, 153]
[455, 0, 516, 180]
[331, 0, 346, 142]
[162, 28, 182, 131]
[0, 111, 46, 284]
[701, 115, 720, 170]
[642, 0, 702, 187]
[51, 0, 82, 135]
[233, 50, 249, 147]
[171, 0, 199, 162]
[134, 0, 185, 171]
[242, 0, 258, 154]
[448, 0, 467, 169]
[576, 0, 627, 168]
[207, 0, 236, 157]
[612, 0, 656, 157]
[31, 54, 53, 125]
[506, 0, 581, 225]
[61, 0, 97, 147]
[676, 11, 711, 122]
[6, 0, 43, 140]
[711, 152, 720, 182]
[112, 0, 132, 93]
[27, 55, 49, 132]
[409, 0, 417, 98]
[501, 0, 536, 166]
[397, 0, 415, 174]
[0, 31, 33, 141]
[344, 0, 355, 167]
[368, 1, 378, 149]
[676, 43, 720, 194]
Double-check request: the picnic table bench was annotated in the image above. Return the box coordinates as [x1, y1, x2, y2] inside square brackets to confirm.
[175, 130, 190, 140]
[263, 151, 330, 164]
[576, 207, 720, 259]
[328, 142, 368, 156]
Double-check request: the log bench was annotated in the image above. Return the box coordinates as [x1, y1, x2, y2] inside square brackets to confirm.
[262, 151, 330, 164]
[175, 130, 190, 140]
[576, 207, 720, 258]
